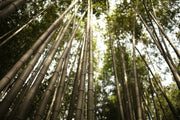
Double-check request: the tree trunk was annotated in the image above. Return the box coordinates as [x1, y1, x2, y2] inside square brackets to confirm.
[88, 0, 94, 119]
[132, 16, 142, 120]
[75, 11, 89, 120]
[142, 1, 179, 72]
[150, 82, 159, 120]
[142, 96, 153, 120]
[45, 66, 64, 120]
[116, 39, 129, 120]
[120, 45, 134, 120]
[51, 49, 71, 120]
[34, 6, 81, 120]
[67, 36, 85, 120]
[6, 46, 49, 119]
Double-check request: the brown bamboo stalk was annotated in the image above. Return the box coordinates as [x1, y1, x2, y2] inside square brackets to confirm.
[67, 35, 85, 120]
[120, 45, 134, 120]
[88, 0, 94, 119]
[116, 38, 129, 120]
[75, 11, 89, 120]
[33, 6, 81, 120]
[132, 16, 142, 120]
[51, 49, 71, 120]
[45, 63, 64, 120]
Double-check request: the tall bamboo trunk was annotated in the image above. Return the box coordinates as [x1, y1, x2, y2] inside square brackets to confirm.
[142, 96, 153, 120]
[34, 6, 81, 120]
[110, 36, 124, 120]
[6, 43, 51, 119]
[45, 64, 64, 120]
[67, 36, 85, 120]
[75, 11, 89, 120]
[142, 2, 179, 71]
[60, 42, 81, 110]
[132, 17, 142, 120]
[108, 21, 125, 120]
[116, 39, 129, 120]
[51, 49, 71, 120]
[0, 0, 78, 92]
[51, 15, 86, 118]
[120, 46, 134, 120]
[88, 0, 94, 119]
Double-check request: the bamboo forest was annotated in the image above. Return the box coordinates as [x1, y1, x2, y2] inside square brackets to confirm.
[0, 0, 180, 119]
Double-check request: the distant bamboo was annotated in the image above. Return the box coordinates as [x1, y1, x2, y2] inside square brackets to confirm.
[45, 65, 64, 120]
[136, 47, 180, 120]
[149, 77, 168, 120]
[142, 96, 153, 120]
[136, 11, 180, 89]
[149, 11, 180, 59]
[107, 1, 125, 119]
[116, 37, 129, 120]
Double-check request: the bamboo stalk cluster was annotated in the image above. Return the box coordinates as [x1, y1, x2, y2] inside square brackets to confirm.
[0, 0, 179, 119]
[0, 0, 95, 119]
